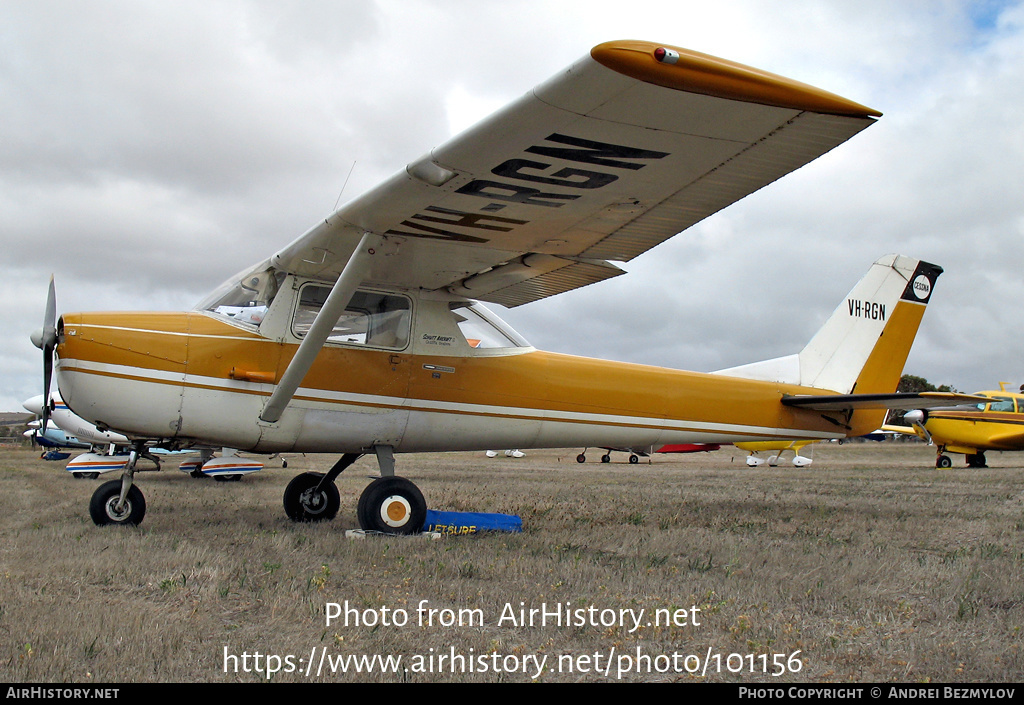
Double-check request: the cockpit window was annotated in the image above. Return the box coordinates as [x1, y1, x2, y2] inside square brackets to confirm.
[293, 286, 410, 349]
[199, 263, 284, 328]
[449, 302, 528, 350]
[989, 396, 1016, 413]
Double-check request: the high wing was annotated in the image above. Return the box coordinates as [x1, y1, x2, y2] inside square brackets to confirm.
[270, 40, 880, 307]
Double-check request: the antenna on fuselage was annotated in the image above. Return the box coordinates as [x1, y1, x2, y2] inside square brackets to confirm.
[333, 161, 357, 212]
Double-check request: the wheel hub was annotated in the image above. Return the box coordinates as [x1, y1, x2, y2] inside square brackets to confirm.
[105, 497, 132, 522]
[380, 495, 411, 527]
[300, 487, 326, 514]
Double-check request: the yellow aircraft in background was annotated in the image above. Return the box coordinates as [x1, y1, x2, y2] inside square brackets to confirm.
[735, 440, 817, 467]
[36, 40, 984, 532]
[885, 383, 1024, 468]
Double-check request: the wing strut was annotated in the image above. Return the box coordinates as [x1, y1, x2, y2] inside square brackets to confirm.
[260, 232, 384, 424]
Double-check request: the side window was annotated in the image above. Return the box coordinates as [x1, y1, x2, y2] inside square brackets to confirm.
[989, 396, 1015, 413]
[293, 287, 410, 349]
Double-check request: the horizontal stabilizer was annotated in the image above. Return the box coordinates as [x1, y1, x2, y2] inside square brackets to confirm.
[782, 391, 990, 412]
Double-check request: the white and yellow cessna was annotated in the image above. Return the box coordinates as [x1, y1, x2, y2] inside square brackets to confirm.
[38, 41, 975, 532]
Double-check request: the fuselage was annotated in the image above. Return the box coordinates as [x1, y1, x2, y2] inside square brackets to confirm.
[54, 276, 862, 456]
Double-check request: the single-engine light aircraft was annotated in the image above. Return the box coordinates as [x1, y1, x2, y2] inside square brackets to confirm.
[37, 41, 982, 531]
[22, 393, 265, 481]
[885, 383, 1024, 468]
[735, 440, 816, 467]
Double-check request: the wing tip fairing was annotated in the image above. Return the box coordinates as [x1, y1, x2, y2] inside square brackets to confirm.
[591, 40, 882, 119]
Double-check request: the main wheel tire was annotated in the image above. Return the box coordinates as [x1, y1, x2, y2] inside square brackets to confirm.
[357, 477, 426, 535]
[629, 454, 639, 464]
[283, 472, 340, 522]
[601, 454, 611, 463]
[89, 480, 146, 526]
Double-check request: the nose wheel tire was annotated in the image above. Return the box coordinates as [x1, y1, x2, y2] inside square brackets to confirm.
[357, 477, 426, 535]
[283, 472, 340, 522]
[89, 480, 146, 526]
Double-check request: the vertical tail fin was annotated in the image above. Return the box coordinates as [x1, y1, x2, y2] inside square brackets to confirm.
[715, 254, 942, 395]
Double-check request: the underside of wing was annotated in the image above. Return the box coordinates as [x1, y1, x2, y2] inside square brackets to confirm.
[880, 424, 918, 435]
[271, 40, 880, 306]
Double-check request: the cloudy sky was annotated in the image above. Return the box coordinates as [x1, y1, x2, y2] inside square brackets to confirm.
[2, 0, 1023, 411]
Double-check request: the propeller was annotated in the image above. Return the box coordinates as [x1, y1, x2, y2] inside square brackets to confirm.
[903, 409, 933, 445]
[29, 276, 57, 430]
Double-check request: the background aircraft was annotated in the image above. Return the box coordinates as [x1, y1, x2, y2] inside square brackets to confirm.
[884, 382, 1024, 467]
[23, 422, 90, 455]
[38, 41, 981, 532]
[22, 393, 264, 480]
[575, 443, 721, 464]
[735, 440, 816, 467]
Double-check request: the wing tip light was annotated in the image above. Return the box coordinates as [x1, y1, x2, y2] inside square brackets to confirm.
[592, 40, 882, 119]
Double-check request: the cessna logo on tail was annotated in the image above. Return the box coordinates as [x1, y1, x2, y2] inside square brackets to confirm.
[847, 299, 886, 321]
[900, 261, 942, 304]
[911, 275, 931, 300]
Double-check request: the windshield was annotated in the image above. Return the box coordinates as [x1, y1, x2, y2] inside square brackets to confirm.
[449, 302, 530, 350]
[198, 262, 284, 327]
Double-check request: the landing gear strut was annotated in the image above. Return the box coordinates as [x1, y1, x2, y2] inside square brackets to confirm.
[281, 446, 428, 534]
[89, 441, 148, 526]
[282, 452, 358, 522]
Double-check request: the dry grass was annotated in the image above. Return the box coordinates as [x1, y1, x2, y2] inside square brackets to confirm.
[1, 442, 1022, 683]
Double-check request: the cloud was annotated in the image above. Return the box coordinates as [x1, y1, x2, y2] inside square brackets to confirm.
[3, 0, 1023, 411]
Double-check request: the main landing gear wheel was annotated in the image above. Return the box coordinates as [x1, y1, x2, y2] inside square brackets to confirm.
[89, 480, 146, 526]
[283, 472, 340, 522]
[629, 454, 639, 464]
[357, 477, 426, 535]
[576, 453, 587, 463]
[601, 453, 611, 463]
[966, 453, 987, 468]
[936, 454, 952, 469]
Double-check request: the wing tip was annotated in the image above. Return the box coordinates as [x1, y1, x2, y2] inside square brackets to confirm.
[591, 40, 882, 119]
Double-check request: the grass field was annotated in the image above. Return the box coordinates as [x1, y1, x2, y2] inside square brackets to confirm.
[2, 442, 1022, 683]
